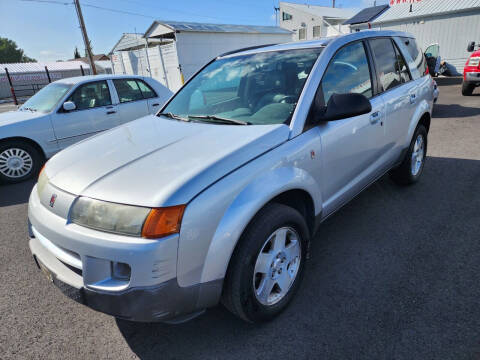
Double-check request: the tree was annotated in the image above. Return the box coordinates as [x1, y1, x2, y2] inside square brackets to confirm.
[0, 37, 36, 63]
[73, 46, 81, 59]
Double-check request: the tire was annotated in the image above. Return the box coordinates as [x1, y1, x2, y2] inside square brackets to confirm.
[222, 203, 309, 323]
[0, 140, 43, 184]
[390, 125, 427, 186]
[462, 82, 474, 96]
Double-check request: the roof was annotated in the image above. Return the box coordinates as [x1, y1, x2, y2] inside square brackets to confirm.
[54, 74, 145, 85]
[144, 20, 292, 38]
[344, 4, 389, 25]
[220, 29, 412, 57]
[280, 2, 357, 19]
[0, 61, 91, 74]
[373, 0, 480, 24]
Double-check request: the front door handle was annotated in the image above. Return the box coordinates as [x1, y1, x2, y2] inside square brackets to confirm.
[106, 111, 116, 115]
[152, 103, 160, 107]
[370, 111, 381, 124]
[410, 93, 416, 104]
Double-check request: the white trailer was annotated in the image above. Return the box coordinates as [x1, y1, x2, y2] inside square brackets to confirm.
[111, 22, 293, 92]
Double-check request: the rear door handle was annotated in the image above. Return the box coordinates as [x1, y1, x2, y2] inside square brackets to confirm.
[106, 111, 116, 115]
[152, 103, 160, 107]
[370, 111, 381, 124]
[410, 93, 416, 104]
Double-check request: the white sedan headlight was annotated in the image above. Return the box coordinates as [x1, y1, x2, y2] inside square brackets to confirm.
[70, 197, 185, 238]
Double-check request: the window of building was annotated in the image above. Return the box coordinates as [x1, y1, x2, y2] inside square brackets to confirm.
[68, 81, 111, 110]
[282, 12, 293, 21]
[313, 26, 321, 38]
[298, 28, 306, 40]
[320, 41, 372, 103]
[369, 38, 402, 92]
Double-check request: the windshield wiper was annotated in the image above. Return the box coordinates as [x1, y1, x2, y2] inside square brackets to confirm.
[21, 107, 37, 112]
[188, 115, 250, 125]
[158, 112, 189, 122]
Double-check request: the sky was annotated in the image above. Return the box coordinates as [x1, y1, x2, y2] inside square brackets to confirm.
[0, 0, 388, 62]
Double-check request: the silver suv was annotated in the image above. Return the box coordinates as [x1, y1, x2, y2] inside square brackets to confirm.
[28, 31, 436, 323]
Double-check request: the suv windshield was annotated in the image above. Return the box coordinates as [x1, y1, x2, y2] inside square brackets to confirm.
[162, 48, 322, 125]
[20, 82, 72, 113]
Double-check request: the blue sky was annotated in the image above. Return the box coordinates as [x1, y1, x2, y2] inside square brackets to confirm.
[0, 0, 388, 62]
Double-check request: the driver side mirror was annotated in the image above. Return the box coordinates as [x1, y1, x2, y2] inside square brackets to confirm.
[63, 101, 76, 112]
[313, 93, 372, 122]
[467, 41, 476, 52]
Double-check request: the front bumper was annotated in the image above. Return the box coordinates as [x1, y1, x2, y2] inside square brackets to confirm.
[28, 184, 222, 322]
[465, 72, 480, 84]
[30, 236, 220, 322]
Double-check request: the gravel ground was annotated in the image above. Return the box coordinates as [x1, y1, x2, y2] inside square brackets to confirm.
[1, 81, 479, 359]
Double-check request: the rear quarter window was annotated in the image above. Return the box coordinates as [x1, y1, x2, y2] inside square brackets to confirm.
[401, 37, 428, 77]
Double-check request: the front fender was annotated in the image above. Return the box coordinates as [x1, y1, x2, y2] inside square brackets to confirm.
[199, 166, 321, 285]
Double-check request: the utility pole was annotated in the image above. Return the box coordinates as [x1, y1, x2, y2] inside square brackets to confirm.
[74, 0, 96, 75]
[332, 0, 335, 8]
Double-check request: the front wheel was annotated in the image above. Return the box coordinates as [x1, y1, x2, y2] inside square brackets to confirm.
[390, 125, 427, 186]
[0, 141, 43, 184]
[222, 203, 309, 323]
[462, 81, 474, 96]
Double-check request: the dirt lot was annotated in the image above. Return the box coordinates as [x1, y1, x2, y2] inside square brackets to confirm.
[1, 80, 479, 359]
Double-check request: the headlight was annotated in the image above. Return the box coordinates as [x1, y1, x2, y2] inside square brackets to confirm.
[70, 197, 185, 238]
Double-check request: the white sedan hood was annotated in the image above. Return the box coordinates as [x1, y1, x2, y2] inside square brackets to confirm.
[45, 115, 289, 207]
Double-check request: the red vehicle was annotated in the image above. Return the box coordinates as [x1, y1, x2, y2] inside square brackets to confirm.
[462, 41, 480, 96]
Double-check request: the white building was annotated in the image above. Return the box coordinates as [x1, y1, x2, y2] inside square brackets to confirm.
[110, 21, 293, 92]
[371, 0, 480, 74]
[279, 2, 357, 41]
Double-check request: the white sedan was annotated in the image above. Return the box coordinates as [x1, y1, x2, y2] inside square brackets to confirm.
[0, 74, 172, 183]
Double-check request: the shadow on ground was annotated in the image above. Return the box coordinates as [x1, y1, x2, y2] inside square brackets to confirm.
[0, 179, 35, 207]
[433, 103, 480, 118]
[115, 156, 480, 360]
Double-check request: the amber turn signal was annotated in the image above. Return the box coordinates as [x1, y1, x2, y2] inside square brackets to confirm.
[141, 205, 186, 239]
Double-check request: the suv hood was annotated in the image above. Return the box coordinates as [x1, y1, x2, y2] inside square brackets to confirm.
[45, 115, 289, 207]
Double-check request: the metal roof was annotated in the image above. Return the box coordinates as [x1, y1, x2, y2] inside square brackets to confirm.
[344, 4, 389, 25]
[280, 2, 357, 19]
[373, 0, 480, 23]
[151, 20, 292, 35]
[0, 61, 91, 74]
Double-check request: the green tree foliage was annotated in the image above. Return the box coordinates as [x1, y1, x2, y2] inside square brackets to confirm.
[73, 46, 81, 59]
[0, 37, 36, 63]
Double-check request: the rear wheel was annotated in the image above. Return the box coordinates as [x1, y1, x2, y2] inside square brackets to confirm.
[462, 81, 474, 96]
[222, 203, 308, 323]
[0, 141, 43, 184]
[390, 125, 427, 186]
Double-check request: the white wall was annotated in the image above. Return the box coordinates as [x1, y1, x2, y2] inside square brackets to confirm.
[175, 32, 293, 81]
[280, 3, 325, 41]
[373, 10, 480, 74]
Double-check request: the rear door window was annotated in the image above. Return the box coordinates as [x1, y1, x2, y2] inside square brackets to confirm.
[137, 80, 157, 99]
[369, 38, 402, 92]
[393, 42, 412, 83]
[401, 37, 428, 76]
[113, 79, 144, 103]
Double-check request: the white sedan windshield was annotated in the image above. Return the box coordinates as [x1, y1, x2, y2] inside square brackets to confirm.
[20, 82, 72, 113]
[162, 48, 322, 125]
